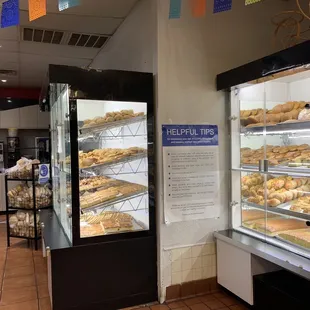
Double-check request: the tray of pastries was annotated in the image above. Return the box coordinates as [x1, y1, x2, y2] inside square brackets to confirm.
[289, 196, 310, 214]
[79, 176, 124, 192]
[80, 182, 147, 210]
[240, 101, 308, 128]
[242, 209, 278, 222]
[80, 211, 145, 236]
[80, 109, 145, 131]
[242, 173, 310, 208]
[241, 144, 310, 166]
[242, 217, 307, 236]
[74, 147, 147, 170]
[277, 228, 310, 249]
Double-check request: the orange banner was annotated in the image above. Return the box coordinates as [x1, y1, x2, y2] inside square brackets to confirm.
[29, 0, 46, 21]
[191, 0, 206, 17]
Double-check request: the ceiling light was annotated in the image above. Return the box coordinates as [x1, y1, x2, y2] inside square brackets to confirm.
[1, 80, 7, 83]
[7, 100, 12, 103]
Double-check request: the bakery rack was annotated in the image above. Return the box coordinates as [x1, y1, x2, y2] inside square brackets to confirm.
[5, 163, 53, 250]
[79, 115, 147, 141]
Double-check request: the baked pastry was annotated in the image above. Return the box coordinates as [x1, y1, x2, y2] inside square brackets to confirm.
[278, 229, 310, 248]
[80, 224, 104, 237]
[242, 209, 277, 222]
[82, 110, 145, 128]
[244, 218, 307, 236]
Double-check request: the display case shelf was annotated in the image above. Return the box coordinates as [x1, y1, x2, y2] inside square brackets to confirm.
[79, 115, 147, 140]
[241, 121, 310, 136]
[233, 167, 310, 178]
[80, 152, 147, 176]
[81, 190, 148, 212]
[9, 235, 41, 240]
[8, 205, 52, 211]
[243, 201, 310, 221]
[240, 165, 310, 175]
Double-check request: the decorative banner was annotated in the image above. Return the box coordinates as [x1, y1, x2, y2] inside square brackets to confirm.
[28, 0, 46, 21]
[58, 0, 80, 11]
[169, 0, 182, 19]
[191, 0, 206, 17]
[1, 0, 19, 28]
[213, 0, 232, 13]
[245, 0, 261, 5]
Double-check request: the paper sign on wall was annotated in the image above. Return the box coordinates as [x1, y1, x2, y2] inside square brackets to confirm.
[169, 0, 182, 19]
[39, 164, 50, 184]
[191, 0, 206, 17]
[162, 125, 220, 224]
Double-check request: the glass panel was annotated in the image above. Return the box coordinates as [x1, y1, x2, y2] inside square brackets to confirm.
[50, 83, 72, 243]
[76, 100, 149, 238]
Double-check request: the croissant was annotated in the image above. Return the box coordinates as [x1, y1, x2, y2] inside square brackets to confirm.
[267, 199, 281, 207]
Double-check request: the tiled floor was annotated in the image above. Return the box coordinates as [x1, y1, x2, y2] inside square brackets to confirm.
[0, 219, 50, 310]
[0, 217, 249, 310]
[126, 292, 250, 310]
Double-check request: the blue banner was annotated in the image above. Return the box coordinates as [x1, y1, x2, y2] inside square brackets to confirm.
[162, 125, 219, 147]
[58, 0, 80, 11]
[169, 0, 182, 19]
[213, 0, 232, 13]
[1, 0, 19, 28]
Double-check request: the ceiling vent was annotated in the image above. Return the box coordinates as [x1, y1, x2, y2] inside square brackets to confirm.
[67, 33, 109, 48]
[22, 27, 64, 45]
[0, 70, 17, 76]
[21, 27, 109, 49]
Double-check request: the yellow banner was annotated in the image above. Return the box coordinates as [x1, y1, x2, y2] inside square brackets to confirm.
[29, 0, 46, 21]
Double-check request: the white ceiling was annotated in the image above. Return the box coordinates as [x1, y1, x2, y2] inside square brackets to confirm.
[0, 0, 140, 87]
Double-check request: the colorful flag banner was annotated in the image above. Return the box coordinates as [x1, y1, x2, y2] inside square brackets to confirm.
[1, 0, 19, 28]
[213, 0, 232, 13]
[58, 0, 80, 11]
[191, 0, 206, 17]
[245, 0, 261, 5]
[28, 0, 46, 21]
[169, 0, 182, 19]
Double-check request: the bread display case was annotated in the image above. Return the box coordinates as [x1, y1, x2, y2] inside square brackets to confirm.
[41, 65, 157, 310]
[218, 44, 310, 259]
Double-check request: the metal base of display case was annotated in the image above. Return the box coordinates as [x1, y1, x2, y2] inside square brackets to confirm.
[41, 210, 157, 310]
[214, 229, 310, 280]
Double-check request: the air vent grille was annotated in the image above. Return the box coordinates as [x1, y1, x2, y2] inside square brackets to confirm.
[68, 33, 108, 48]
[21, 27, 109, 49]
[23, 28, 64, 45]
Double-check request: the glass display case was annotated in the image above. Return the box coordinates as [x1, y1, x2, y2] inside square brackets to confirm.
[228, 66, 310, 258]
[49, 65, 155, 246]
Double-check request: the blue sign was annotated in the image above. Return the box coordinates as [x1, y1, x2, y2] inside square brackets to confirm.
[58, 0, 80, 11]
[169, 0, 182, 19]
[213, 0, 232, 13]
[39, 164, 50, 184]
[162, 125, 218, 147]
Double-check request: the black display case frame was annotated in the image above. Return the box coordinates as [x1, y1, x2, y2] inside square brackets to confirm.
[42, 65, 157, 310]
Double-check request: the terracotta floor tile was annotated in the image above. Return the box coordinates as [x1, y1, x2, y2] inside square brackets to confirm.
[184, 298, 201, 306]
[6, 257, 33, 269]
[39, 298, 51, 310]
[150, 305, 170, 310]
[3, 274, 36, 290]
[34, 264, 47, 274]
[189, 304, 210, 310]
[0, 299, 39, 310]
[33, 257, 47, 267]
[199, 295, 217, 303]
[172, 308, 190, 310]
[203, 300, 225, 310]
[7, 250, 32, 260]
[217, 297, 238, 307]
[5, 265, 34, 279]
[229, 305, 249, 310]
[37, 284, 49, 299]
[35, 272, 48, 285]
[0, 286, 37, 306]
[167, 301, 186, 309]
[212, 293, 228, 299]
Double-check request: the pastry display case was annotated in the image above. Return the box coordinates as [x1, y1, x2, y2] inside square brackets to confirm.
[49, 65, 155, 246]
[223, 60, 310, 258]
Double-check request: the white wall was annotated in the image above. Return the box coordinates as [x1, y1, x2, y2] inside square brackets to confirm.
[92, 0, 290, 301]
[156, 0, 288, 297]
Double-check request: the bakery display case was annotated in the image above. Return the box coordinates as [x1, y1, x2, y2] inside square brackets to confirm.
[217, 42, 310, 259]
[41, 65, 157, 310]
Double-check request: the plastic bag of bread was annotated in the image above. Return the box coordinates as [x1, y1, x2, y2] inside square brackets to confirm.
[298, 104, 310, 121]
